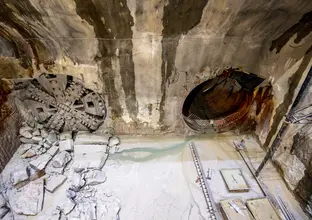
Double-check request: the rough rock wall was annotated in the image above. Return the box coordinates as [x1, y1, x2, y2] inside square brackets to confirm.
[0, 0, 311, 137]
[0, 80, 22, 172]
[273, 66, 312, 218]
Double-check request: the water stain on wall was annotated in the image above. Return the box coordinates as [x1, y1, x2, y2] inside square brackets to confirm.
[75, 0, 138, 120]
[264, 45, 312, 149]
[159, 0, 209, 125]
[270, 11, 312, 54]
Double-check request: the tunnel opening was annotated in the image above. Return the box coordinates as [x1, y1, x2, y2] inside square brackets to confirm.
[182, 68, 271, 133]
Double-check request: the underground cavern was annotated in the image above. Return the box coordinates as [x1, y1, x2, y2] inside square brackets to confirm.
[0, 0, 312, 219]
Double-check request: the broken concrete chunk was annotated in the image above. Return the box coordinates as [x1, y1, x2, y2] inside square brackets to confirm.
[37, 123, 44, 129]
[32, 129, 41, 136]
[11, 168, 28, 186]
[72, 145, 108, 170]
[75, 132, 109, 145]
[21, 148, 37, 159]
[47, 145, 59, 157]
[32, 136, 43, 143]
[58, 199, 76, 215]
[30, 153, 52, 170]
[9, 179, 44, 215]
[0, 193, 6, 207]
[19, 126, 33, 139]
[108, 136, 120, 147]
[59, 139, 73, 152]
[0, 207, 9, 219]
[18, 144, 32, 155]
[47, 131, 58, 145]
[84, 170, 107, 186]
[71, 172, 85, 191]
[40, 128, 49, 138]
[20, 137, 37, 144]
[52, 151, 71, 168]
[44, 142, 51, 149]
[45, 174, 67, 193]
[59, 131, 72, 141]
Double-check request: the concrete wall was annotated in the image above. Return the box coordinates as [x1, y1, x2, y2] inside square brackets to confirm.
[0, 0, 311, 137]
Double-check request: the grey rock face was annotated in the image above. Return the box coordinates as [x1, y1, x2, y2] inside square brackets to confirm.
[45, 174, 67, 193]
[9, 179, 44, 215]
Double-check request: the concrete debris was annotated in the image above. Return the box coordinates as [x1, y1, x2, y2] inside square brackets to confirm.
[75, 132, 109, 145]
[11, 168, 28, 186]
[97, 195, 121, 220]
[59, 139, 74, 152]
[58, 199, 76, 215]
[30, 153, 52, 170]
[84, 170, 107, 186]
[40, 128, 49, 138]
[72, 145, 108, 170]
[37, 208, 61, 220]
[18, 144, 32, 155]
[71, 172, 86, 191]
[19, 126, 33, 139]
[66, 188, 77, 203]
[52, 151, 72, 168]
[0, 194, 6, 208]
[47, 131, 58, 145]
[21, 148, 37, 158]
[108, 136, 120, 147]
[47, 145, 59, 157]
[45, 174, 67, 193]
[37, 124, 44, 129]
[0, 207, 9, 219]
[59, 131, 72, 141]
[9, 179, 44, 215]
[32, 129, 41, 136]
[32, 136, 43, 143]
[20, 137, 37, 144]
[76, 203, 97, 220]
[44, 143, 52, 149]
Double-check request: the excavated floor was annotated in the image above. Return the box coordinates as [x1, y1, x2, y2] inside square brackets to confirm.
[1, 133, 309, 220]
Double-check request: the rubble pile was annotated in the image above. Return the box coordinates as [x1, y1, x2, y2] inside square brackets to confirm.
[0, 122, 121, 219]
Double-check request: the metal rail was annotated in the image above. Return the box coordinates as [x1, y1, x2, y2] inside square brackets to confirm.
[189, 142, 220, 220]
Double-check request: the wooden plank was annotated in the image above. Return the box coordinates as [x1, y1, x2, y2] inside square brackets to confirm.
[220, 168, 250, 192]
[220, 198, 254, 220]
[246, 198, 281, 220]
